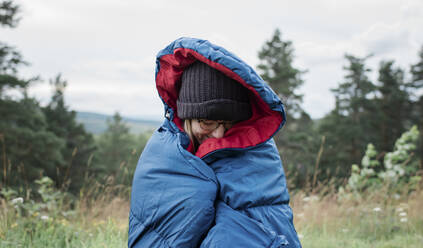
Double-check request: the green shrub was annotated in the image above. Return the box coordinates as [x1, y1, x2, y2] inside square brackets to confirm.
[345, 126, 421, 194]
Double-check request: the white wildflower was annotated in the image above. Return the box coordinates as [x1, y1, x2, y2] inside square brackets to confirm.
[310, 195, 319, 202]
[385, 159, 393, 169]
[361, 168, 375, 176]
[362, 156, 370, 167]
[41, 215, 49, 221]
[400, 217, 408, 223]
[387, 170, 396, 178]
[298, 233, 304, 239]
[373, 207, 382, 212]
[303, 195, 319, 202]
[11, 197, 23, 205]
[399, 212, 407, 217]
[394, 194, 401, 200]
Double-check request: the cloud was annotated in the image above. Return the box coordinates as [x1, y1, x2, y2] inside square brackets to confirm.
[7, 0, 423, 120]
[69, 57, 155, 83]
[296, 42, 345, 68]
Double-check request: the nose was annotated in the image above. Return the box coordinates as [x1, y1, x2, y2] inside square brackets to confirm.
[209, 124, 226, 139]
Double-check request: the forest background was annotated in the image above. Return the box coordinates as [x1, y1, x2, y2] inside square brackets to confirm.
[1, 1, 423, 247]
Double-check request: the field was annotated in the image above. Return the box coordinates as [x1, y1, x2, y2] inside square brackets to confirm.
[1, 182, 422, 248]
[291, 189, 423, 247]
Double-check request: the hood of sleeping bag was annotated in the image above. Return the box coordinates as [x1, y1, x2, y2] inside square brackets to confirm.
[155, 37, 286, 158]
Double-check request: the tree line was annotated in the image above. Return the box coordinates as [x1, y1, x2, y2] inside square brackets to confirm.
[1, 1, 422, 195]
[259, 29, 423, 189]
[0, 1, 148, 195]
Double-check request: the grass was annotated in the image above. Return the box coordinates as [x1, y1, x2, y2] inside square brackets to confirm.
[1, 182, 422, 247]
[299, 231, 423, 248]
[291, 187, 423, 247]
[0, 195, 129, 248]
[1, 217, 126, 248]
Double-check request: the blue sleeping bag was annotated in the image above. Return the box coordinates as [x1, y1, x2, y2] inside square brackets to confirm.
[129, 37, 302, 248]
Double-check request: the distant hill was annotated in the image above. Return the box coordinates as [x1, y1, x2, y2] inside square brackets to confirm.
[76, 111, 161, 134]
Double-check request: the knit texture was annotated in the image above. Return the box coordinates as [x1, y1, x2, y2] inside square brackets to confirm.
[177, 61, 251, 121]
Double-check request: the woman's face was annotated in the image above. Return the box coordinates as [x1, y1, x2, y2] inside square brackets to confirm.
[191, 119, 234, 144]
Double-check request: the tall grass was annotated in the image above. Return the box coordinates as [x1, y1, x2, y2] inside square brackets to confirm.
[291, 182, 423, 247]
[0, 171, 131, 248]
[1, 176, 422, 247]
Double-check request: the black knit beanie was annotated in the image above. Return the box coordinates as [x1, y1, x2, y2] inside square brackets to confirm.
[177, 61, 252, 121]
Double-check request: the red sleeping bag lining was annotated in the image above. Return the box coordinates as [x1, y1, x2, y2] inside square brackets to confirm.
[156, 48, 283, 158]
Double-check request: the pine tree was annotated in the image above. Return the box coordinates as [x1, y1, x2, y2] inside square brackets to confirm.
[0, 0, 25, 77]
[0, 1, 65, 190]
[410, 45, 423, 166]
[257, 28, 305, 118]
[0, 0, 20, 28]
[42, 74, 96, 192]
[0, 96, 65, 189]
[95, 113, 138, 187]
[376, 60, 411, 152]
[257, 29, 317, 187]
[319, 54, 377, 179]
[411, 46, 423, 86]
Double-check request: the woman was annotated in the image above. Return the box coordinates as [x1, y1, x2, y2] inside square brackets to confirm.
[129, 38, 302, 247]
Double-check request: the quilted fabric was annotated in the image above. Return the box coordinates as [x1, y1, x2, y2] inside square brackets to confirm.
[128, 38, 301, 248]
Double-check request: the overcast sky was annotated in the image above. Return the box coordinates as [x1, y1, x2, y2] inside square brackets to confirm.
[2, 0, 423, 120]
